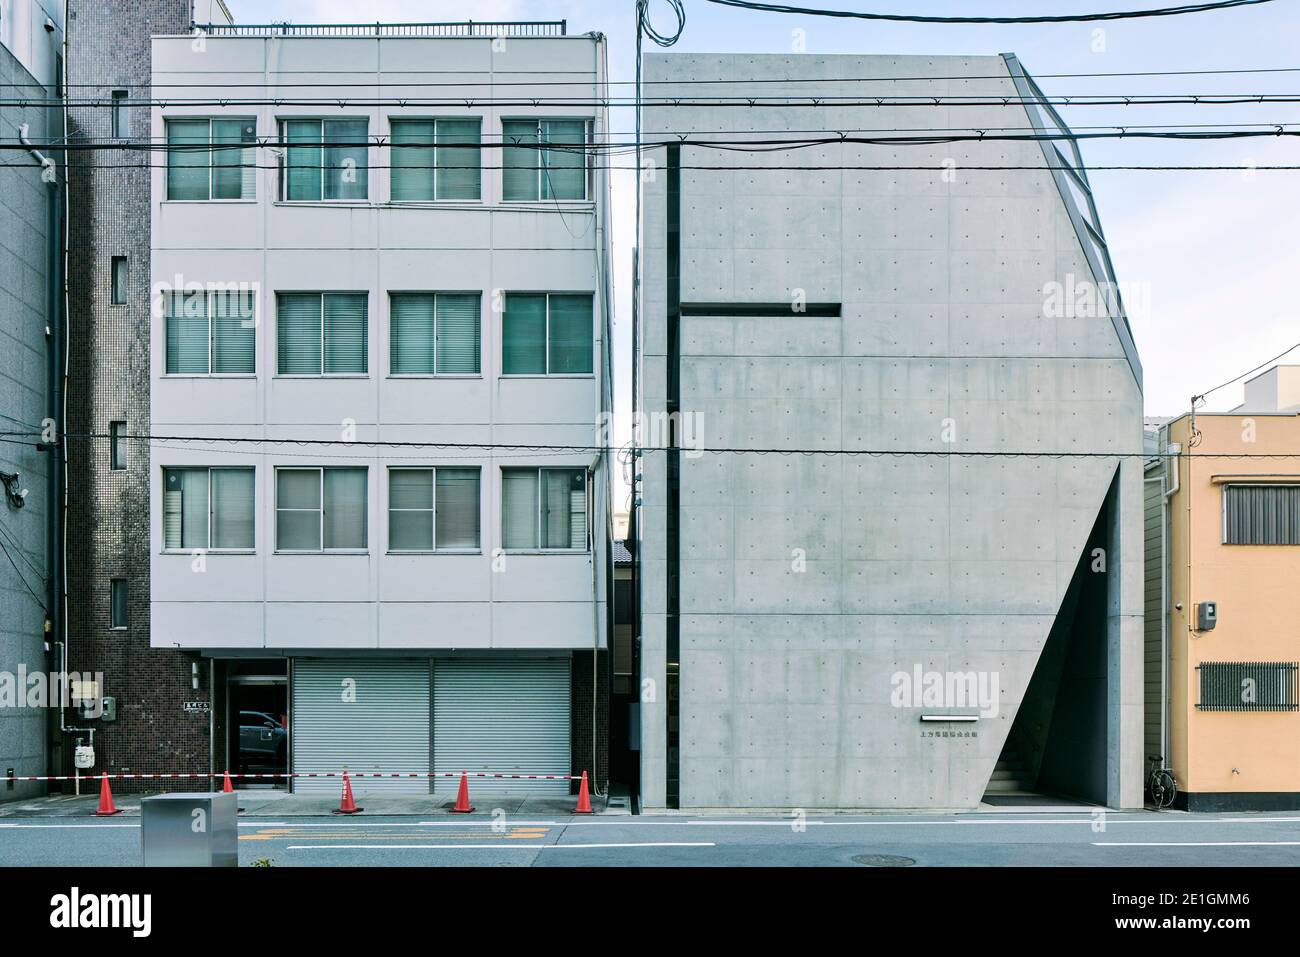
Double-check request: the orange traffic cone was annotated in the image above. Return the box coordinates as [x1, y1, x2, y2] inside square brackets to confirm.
[333, 771, 362, 814]
[222, 770, 234, 793]
[93, 773, 121, 816]
[450, 771, 475, 813]
[573, 770, 593, 814]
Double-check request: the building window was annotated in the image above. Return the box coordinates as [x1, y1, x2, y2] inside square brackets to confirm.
[502, 293, 593, 375]
[280, 118, 368, 201]
[388, 468, 481, 551]
[502, 119, 589, 201]
[1223, 484, 1300, 545]
[165, 118, 257, 200]
[389, 293, 480, 375]
[110, 256, 128, 305]
[275, 467, 367, 552]
[163, 467, 255, 551]
[277, 293, 367, 375]
[111, 90, 128, 138]
[164, 288, 257, 375]
[390, 118, 481, 201]
[109, 421, 128, 470]
[1197, 661, 1299, 711]
[501, 468, 587, 551]
[110, 579, 128, 629]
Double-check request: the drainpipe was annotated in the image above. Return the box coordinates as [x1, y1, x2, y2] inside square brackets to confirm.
[52, 2, 92, 773]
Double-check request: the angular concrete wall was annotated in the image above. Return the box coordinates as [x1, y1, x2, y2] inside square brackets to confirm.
[638, 54, 1144, 810]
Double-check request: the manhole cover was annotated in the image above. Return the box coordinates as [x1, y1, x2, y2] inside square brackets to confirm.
[852, 853, 915, 867]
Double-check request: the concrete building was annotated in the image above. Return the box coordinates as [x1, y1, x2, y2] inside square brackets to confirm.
[147, 20, 612, 795]
[0, 0, 62, 801]
[636, 53, 1145, 810]
[1145, 369, 1300, 811]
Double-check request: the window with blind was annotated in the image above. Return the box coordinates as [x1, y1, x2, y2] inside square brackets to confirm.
[1223, 484, 1300, 545]
[390, 118, 482, 201]
[163, 467, 255, 551]
[389, 293, 481, 375]
[166, 118, 257, 200]
[277, 293, 368, 375]
[502, 293, 593, 375]
[281, 118, 369, 201]
[501, 468, 587, 551]
[276, 467, 367, 552]
[163, 288, 257, 375]
[502, 119, 589, 201]
[388, 467, 481, 551]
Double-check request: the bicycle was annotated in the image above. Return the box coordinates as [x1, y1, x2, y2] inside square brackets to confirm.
[1147, 755, 1177, 809]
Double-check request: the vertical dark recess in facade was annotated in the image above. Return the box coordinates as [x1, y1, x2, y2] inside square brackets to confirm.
[665, 144, 681, 809]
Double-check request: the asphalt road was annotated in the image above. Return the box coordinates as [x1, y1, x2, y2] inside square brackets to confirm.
[3, 809, 1300, 867]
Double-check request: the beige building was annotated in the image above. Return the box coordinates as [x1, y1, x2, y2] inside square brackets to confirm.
[1145, 365, 1300, 810]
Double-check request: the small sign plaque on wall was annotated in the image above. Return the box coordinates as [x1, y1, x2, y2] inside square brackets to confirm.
[182, 701, 210, 714]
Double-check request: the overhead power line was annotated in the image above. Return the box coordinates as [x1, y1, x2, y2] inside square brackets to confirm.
[11, 63, 1300, 89]
[704, 0, 1277, 24]
[13, 91, 1300, 107]
[4, 161, 1296, 173]
[7, 128, 1300, 154]
[0, 431, 1292, 460]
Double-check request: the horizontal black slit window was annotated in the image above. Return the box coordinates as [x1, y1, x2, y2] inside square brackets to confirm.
[1197, 661, 1299, 712]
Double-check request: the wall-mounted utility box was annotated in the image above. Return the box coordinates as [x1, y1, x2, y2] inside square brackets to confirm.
[1197, 601, 1218, 631]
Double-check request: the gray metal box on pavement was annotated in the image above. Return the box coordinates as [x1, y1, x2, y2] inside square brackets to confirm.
[141, 792, 238, 867]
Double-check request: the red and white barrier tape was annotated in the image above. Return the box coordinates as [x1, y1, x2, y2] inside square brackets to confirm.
[7, 770, 581, 782]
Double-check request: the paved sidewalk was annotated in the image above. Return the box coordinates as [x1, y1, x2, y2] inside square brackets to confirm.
[0, 788, 614, 818]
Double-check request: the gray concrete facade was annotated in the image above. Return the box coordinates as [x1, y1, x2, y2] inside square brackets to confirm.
[0, 38, 54, 800]
[637, 53, 1145, 810]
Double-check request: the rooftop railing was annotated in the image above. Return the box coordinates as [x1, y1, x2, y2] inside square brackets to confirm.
[190, 21, 567, 38]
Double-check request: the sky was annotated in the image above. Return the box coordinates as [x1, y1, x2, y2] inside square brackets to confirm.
[227, 0, 1300, 432]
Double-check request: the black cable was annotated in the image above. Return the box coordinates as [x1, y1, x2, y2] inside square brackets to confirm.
[9, 127, 1300, 153]
[1, 430, 1293, 460]
[15, 91, 1300, 107]
[1192, 341, 1300, 403]
[13, 63, 1300, 89]
[5, 161, 1296, 172]
[704, 0, 1276, 24]
[0, 533, 47, 610]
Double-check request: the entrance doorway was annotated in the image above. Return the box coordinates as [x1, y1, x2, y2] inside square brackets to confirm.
[227, 671, 289, 789]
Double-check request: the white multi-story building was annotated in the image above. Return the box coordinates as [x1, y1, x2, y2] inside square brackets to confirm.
[149, 21, 612, 796]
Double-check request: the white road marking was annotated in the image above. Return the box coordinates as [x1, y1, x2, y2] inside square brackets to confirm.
[0, 823, 139, 828]
[1094, 841, 1300, 847]
[288, 841, 715, 851]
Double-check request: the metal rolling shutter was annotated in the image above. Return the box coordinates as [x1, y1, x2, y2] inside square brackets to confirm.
[292, 659, 430, 796]
[433, 659, 571, 795]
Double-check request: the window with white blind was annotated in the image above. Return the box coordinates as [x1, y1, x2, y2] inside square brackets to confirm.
[388, 467, 481, 551]
[276, 467, 368, 552]
[1223, 485, 1300, 545]
[390, 118, 482, 201]
[163, 288, 257, 375]
[163, 467, 255, 551]
[277, 293, 368, 375]
[502, 119, 589, 201]
[166, 118, 257, 200]
[281, 118, 369, 201]
[502, 293, 593, 375]
[501, 468, 588, 551]
[389, 293, 481, 375]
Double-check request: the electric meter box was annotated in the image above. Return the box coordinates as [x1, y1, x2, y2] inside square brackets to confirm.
[1197, 601, 1218, 631]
